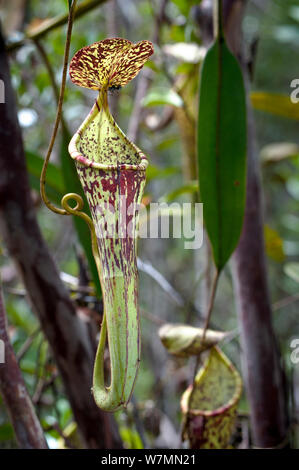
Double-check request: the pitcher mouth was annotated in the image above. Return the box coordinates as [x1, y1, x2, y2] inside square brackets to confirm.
[68, 92, 148, 172]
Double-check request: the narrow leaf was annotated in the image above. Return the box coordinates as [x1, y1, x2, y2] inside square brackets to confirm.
[197, 39, 247, 270]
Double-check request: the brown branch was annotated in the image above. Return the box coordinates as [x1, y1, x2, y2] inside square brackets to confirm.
[0, 25, 121, 449]
[6, 0, 109, 52]
[0, 281, 48, 448]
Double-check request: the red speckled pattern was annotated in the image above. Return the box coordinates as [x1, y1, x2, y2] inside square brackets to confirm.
[69, 38, 154, 90]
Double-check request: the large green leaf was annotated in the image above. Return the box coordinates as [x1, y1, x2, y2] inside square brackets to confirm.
[25, 151, 64, 205]
[197, 39, 247, 270]
[60, 129, 102, 297]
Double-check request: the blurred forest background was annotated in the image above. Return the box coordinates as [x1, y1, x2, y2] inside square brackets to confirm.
[0, 0, 298, 449]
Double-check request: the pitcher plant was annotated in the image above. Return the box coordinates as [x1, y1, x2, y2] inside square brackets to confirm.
[68, 38, 153, 411]
[42, 37, 154, 412]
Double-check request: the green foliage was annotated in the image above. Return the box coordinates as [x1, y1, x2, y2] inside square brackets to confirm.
[197, 39, 247, 270]
[26, 151, 64, 204]
[119, 425, 144, 449]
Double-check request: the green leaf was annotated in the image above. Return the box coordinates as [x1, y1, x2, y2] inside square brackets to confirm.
[142, 88, 183, 108]
[197, 39, 247, 270]
[143, 60, 159, 73]
[26, 151, 64, 192]
[6, 299, 39, 334]
[60, 130, 102, 298]
[25, 151, 64, 205]
[119, 426, 144, 449]
[171, 0, 198, 17]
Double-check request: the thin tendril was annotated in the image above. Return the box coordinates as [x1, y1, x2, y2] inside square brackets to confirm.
[40, 0, 78, 215]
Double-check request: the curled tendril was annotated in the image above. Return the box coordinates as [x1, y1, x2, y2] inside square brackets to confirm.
[61, 192, 84, 213]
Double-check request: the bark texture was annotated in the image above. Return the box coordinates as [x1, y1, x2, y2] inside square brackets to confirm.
[0, 26, 121, 449]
